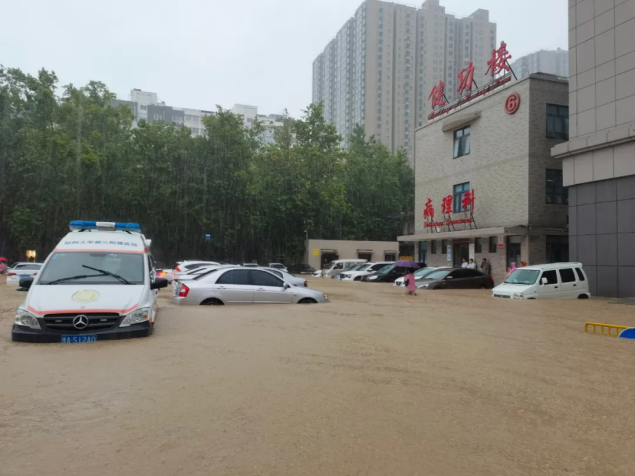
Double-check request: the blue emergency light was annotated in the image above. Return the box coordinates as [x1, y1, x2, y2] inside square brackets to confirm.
[69, 220, 142, 232]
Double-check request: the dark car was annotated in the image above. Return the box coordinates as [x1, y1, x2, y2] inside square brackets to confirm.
[361, 265, 414, 283]
[288, 263, 316, 275]
[416, 268, 494, 290]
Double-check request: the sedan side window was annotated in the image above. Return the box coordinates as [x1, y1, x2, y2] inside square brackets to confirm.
[541, 270, 558, 285]
[448, 270, 465, 279]
[251, 270, 284, 287]
[217, 270, 251, 285]
[463, 269, 482, 277]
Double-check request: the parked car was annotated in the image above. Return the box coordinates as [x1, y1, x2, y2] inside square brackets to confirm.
[260, 267, 307, 287]
[173, 268, 329, 305]
[242, 263, 259, 268]
[312, 269, 323, 278]
[492, 262, 590, 299]
[268, 263, 288, 273]
[288, 264, 316, 275]
[321, 259, 367, 278]
[173, 261, 220, 281]
[6, 262, 43, 286]
[155, 268, 174, 282]
[340, 261, 395, 281]
[394, 267, 450, 286]
[172, 265, 237, 291]
[361, 265, 415, 283]
[417, 268, 494, 290]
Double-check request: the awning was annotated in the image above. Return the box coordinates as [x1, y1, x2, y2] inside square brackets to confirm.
[384, 250, 399, 253]
[357, 249, 374, 253]
[320, 249, 338, 253]
[398, 226, 529, 242]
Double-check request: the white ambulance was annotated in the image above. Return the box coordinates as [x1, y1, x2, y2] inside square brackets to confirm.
[12, 221, 168, 343]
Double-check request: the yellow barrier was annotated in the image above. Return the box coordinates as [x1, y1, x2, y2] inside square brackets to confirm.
[585, 322, 629, 337]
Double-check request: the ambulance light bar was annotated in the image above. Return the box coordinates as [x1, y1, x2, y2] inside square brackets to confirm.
[69, 221, 142, 232]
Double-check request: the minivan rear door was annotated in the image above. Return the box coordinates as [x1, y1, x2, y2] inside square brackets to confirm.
[557, 268, 579, 298]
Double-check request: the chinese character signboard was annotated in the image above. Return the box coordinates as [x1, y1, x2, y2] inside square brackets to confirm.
[423, 189, 477, 233]
[428, 41, 517, 121]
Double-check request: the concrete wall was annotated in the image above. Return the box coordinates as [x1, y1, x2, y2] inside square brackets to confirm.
[304, 239, 400, 270]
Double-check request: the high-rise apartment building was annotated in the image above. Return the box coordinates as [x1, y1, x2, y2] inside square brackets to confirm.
[312, 0, 496, 164]
[510, 48, 569, 79]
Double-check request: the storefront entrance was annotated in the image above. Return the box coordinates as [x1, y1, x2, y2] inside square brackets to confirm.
[506, 236, 522, 270]
[453, 242, 470, 267]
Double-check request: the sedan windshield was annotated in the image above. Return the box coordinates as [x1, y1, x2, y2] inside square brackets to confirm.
[505, 269, 540, 285]
[38, 252, 144, 285]
[414, 267, 435, 277]
[422, 269, 451, 280]
[377, 265, 395, 275]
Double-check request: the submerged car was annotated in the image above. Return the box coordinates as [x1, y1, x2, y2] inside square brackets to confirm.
[340, 262, 395, 281]
[361, 265, 414, 283]
[394, 267, 450, 286]
[492, 262, 590, 299]
[288, 264, 316, 275]
[173, 267, 329, 305]
[417, 268, 494, 290]
[6, 262, 43, 286]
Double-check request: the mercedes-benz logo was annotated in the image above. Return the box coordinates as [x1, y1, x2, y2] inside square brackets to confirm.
[73, 315, 89, 330]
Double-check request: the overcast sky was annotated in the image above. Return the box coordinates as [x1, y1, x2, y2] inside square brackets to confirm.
[1, 0, 567, 118]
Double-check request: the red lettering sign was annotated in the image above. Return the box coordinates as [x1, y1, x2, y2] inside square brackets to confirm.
[486, 41, 512, 78]
[423, 198, 435, 220]
[424, 217, 474, 228]
[505, 93, 520, 114]
[457, 62, 476, 96]
[428, 81, 447, 108]
[461, 189, 475, 212]
[441, 195, 453, 215]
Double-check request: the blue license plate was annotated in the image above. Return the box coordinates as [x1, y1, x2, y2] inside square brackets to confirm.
[19, 275, 29, 279]
[61, 335, 97, 343]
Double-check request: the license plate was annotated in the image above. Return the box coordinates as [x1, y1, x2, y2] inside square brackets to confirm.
[61, 335, 97, 343]
[19, 275, 29, 278]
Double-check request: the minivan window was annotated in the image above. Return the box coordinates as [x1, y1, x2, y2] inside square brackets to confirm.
[505, 269, 540, 285]
[38, 252, 144, 285]
[541, 270, 558, 285]
[575, 268, 586, 281]
[559, 268, 576, 283]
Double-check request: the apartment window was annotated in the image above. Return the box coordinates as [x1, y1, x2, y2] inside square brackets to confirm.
[453, 182, 470, 213]
[153, 114, 162, 120]
[474, 238, 482, 253]
[453, 126, 471, 158]
[489, 236, 497, 253]
[441, 240, 449, 252]
[546, 104, 569, 140]
[431, 240, 437, 254]
[546, 169, 568, 205]
[140, 105, 147, 110]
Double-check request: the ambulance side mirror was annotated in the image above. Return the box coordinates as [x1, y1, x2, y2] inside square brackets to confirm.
[151, 278, 168, 290]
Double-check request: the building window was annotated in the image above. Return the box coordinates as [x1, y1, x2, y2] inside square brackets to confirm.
[441, 240, 449, 252]
[453, 182, 470, 213]
[140, 105, 147, 110]
[475, 238, 482, 253]
[546, 169, 568, 205]
[431, 240, 437, 254]
[546, 104, 569, 140]
[453, 126, 471, 158]
[546, 236, 569, 263]
[489, 236, 497, 253]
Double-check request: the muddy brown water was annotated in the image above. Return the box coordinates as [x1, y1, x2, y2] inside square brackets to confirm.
[1, 279, 635, 475]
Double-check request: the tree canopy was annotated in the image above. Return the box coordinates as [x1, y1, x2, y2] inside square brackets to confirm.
[0, 66, 414, 265]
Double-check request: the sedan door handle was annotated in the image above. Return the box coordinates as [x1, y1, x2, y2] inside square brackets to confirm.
[218, 286, 226, 289]
[256, 288, 265, 291]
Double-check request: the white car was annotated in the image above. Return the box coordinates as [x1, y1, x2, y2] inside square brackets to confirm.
[260, 267, 307, 287]
[155, 268, 174, 282]
[394, 267, 450, 286]
[12, 220, 168, 343]
[6, 262, 43, 285]
[340, 262, 396, 281]
[492, 262, 591, 300]
[268, 263, 288, 273]
[172, 265, 237, 291]
[173, 261, 220, 281]
[242, 263, 259, 268]
[173, 267, 329, 305]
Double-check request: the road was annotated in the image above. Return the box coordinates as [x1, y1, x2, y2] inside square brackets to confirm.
[1, 278, 635, 476]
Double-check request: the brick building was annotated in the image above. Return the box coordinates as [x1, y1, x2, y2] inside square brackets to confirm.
[399, 73, 569, 284]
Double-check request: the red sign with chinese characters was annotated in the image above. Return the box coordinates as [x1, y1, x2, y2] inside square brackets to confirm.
[457, 62, 476, 96]
[486, 41, 512, 78]
[428, 41, 515, 120]
[428, 80, 447, 108]
[422, 189, 477, 232]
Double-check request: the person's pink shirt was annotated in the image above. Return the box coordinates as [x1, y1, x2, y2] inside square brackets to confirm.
[404, 273, 416, 290]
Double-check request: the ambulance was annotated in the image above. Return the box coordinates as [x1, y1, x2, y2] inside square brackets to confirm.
[12, 221, 168, 343]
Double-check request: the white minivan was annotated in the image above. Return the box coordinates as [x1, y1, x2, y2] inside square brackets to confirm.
[492, 262, 591, 300]
[12, 220, 168, 343]
[321, 259, 367, 278]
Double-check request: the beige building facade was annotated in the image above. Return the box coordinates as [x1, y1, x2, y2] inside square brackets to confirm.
[551, 0, 635, 297]
[303, 239, 400, 270]
[399, 74, 569, 285]
[312, 0, 495, 165]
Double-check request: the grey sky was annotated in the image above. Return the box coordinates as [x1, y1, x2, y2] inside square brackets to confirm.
[1, 0, 567, 119]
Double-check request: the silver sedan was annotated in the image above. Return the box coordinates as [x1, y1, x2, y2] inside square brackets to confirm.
[172, 268, 329, 305]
